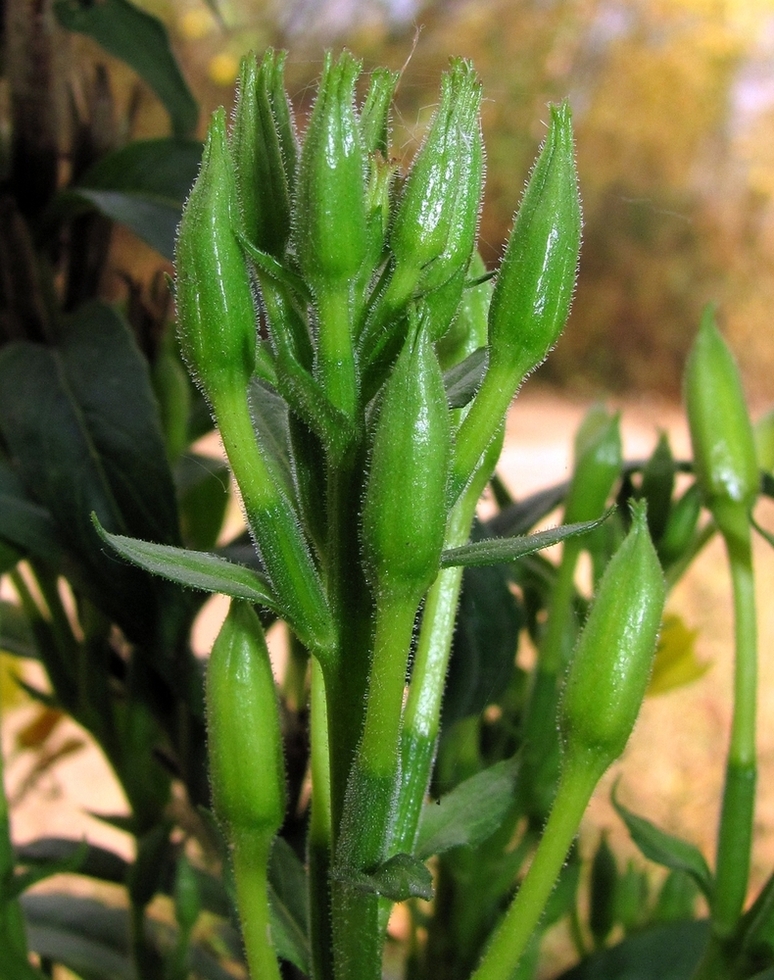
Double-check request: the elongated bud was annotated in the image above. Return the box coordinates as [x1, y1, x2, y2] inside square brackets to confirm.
[564, 406, 621, 525]
[360, 60, 484, 367]
[361, 316, 451, 602]
[488, 100, 581, 378]
[175, 108, 256, 399]
[559, 502, 665, 778]
[755, 408, 774, 474]
[389, 60, 483, 294]
[449, 101, 581, 501]
[296, 50, 368, 289]
[361, 68, 400, 271]
[435, 251, 492, 372]
[360, 67, 399, 158]
[231, 50, 295, 258]
[684, 308, 758, 541]
[206, 601, 286, 834]
[658, 483, 702, 565]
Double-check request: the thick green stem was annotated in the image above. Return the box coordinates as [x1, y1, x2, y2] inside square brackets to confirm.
[316, 285, 358, 424]
[231, 830, 282, 980]
[713, 514, 757, 937]
[309, 660, 335, 980]
[470, 755, 601, 980]
[519, 538, 581, 822]
[331, 591, 421, 980]
[212, 387, 333, 660]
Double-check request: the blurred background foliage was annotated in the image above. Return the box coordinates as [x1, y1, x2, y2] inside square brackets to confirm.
[15, 0, 774, 398]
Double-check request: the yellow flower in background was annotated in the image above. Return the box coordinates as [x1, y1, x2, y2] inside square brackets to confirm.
[178, 8, 216, 40]
[208, 52, 239, 86]
[648, 613, 710, 696]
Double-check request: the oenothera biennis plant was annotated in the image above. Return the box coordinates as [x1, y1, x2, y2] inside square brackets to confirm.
[97, 50, 672, 980]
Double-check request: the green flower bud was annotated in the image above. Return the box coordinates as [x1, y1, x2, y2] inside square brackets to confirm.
[296, 51, 369, 422]
[361, 317, 451, 602]
[449, 101, 581, 501]
[754, 407, 774, 474]
[360, 60, 484, 366]
[559, 502, 665, 779]
[206, 601, 286, 834]
[175, 108, 256, 400]
[684, 308, 758, 541]
[658, 483, 701, 565]
[389, 59, 483, 294]
[487, 100, 581, 380]
[173, 855, 202, 934]
[564, 405, 622, 526]
[231, 50, 296, 258]
[360, 68, 400, 275]
[360, 67, 399, 159]
[296, 50, 368, 289]
[435, 251, 491, 372]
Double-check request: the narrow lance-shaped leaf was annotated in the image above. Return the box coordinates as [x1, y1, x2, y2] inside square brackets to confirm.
[92, 516, 281, 615]
[612, 783, 714, 904]
[440, 510, 613, 568]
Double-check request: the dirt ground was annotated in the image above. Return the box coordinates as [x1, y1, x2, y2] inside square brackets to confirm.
[2, 385, 774, 975]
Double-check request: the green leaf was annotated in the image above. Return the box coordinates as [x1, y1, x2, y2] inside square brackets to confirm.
[0, 302, 181, 643]
[612, 785, 714, 904]
[81, 138, 203, 203]
[444, 346, 488, 409]
[268, 837, 310, 973]
[334, 854, 433, 902]
[556, 920, 710, 980]
[0, 460, 63, 565]
[15, 838, 127, 885]
[54, 0, 197, 137]
[23, 892, 236, 980]
[440, 510, 614, 568]
[23, 893, 134, 980]
[416, 757, 520, 859]
[72, 190, 183, 261]
[6, 841, 89, 900]
[0, 601, 38, 659]
[93, 516, 280, 613]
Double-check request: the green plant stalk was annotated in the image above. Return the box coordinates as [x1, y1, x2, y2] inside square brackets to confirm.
[231, 829, 282, 980]
[519, 538, 580, 821]
[322, 458, 372, 834]
[309, 659, 335, 980]
[470, 754, 602, 980]
[331, 586, 427, 980]
[539, 538, 581, 675]
[713, 510, 757, 938]
[389, 428, 502, 858]
[315, 283, 359, 424]
[210, 386, 333, 659]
